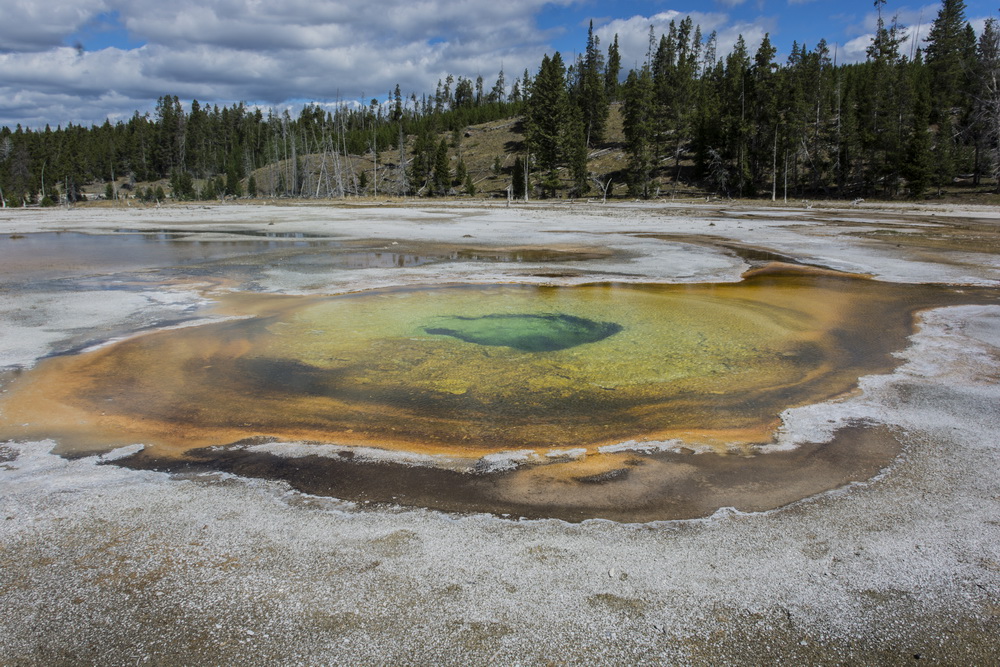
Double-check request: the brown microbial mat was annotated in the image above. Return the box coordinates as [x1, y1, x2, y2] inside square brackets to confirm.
[1, 267, 991, 521]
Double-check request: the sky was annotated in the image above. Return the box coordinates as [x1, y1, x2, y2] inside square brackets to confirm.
[1, 0, 998, 129]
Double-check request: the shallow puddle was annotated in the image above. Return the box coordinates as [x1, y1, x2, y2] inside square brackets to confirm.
[0, 231, 335, 280]
[1, 264, 991, 520]
[0, 232, 609, 289]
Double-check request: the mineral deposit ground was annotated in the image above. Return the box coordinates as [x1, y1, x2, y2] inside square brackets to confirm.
[1, 199, 999, 664]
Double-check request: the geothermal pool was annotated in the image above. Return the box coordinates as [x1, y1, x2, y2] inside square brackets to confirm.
[1, 241, 985, 520]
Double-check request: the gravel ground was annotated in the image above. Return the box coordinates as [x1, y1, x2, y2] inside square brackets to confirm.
[0, 200, 998, 665]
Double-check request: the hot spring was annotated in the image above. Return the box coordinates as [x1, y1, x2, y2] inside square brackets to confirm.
[0, 264, 984, 521]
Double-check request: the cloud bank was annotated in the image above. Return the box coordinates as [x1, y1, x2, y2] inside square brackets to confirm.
[1, 0, 574, 127]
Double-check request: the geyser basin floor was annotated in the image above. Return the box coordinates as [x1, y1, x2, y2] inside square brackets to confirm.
[2, 203, 1000, 664]
[1, 266, 989, 520]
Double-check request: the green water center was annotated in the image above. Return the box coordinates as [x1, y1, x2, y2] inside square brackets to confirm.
[423, 313, 623, 352]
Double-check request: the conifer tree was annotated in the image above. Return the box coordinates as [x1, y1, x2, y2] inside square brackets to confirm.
[905, 82, 932, 197]
[692, 48, 723, 180]
[225, 163, 242, 197]
[622, 67, 655, 197]
[509, 78, 522, 104]
[578, 21, 608, 146]
[409, 128, 434, 193]
[567, 107, 590, 196]
[605, 35, 622, 101]
[652, 31, 674, 158]
[925, 0, 971, 120]
[511, 156, 526, 200]
[185, 100, 207, 177]
[490, 69, 506, 103]
[433, 138, 450, 195]
[665, 18, 700, 192]
[527, 53, 570, 195]
[972, 18, 1000, 190]
[862, 1, 908, 195]
[933, 114, 956, 194]
[720, 35, 752, 196]
[749, 33, 778, 196]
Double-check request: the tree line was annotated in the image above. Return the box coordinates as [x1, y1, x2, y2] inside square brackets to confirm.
[525, 0, 1000, 200]
[1, 0, 998, 206]
[0, 82, 521, 205]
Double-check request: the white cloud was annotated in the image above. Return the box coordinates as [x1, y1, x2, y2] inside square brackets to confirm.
[831, 3, 996, 64]
[839, 34, 875, 63]
[0, 0, 110, 52]
[0, 0, 574, 127]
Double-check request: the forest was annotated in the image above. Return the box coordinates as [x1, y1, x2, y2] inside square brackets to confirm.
[0, 0, 998, 205]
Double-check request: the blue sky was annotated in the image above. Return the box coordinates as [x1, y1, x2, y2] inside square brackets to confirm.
[2, 1, 998, 129]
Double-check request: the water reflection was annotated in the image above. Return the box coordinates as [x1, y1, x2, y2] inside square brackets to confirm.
[0, 231, 606, 286]
[0, 231, 332, 280]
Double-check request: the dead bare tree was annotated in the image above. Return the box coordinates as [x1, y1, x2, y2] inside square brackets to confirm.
[591, 174, 613, 203]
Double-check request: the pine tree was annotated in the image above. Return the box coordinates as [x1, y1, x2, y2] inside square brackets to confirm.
[651, 32, 674, 159]
[567, 107, 590, 196]
[170, 168, 195, 199]
[720, 35, 752, 196]
[692, 52, 723, 181]
[749, 33, 778, 196]
[578, 21, 608, 146]
[509, 78, 522, 104]
[605, 34, 622, 101]
[409, 128, 435, 193]
[622, 68, 655, 198]
[664, 17, 701, 193]
[225, 163, 242, 197]
[511, 156, 526, 199]
[490, 69, 506, 103]
[925, 0, 970, 120]
[862, 1, 908, 196]
[933, 114, 956, 194]
[527, 53, 571, 195]
[153, 95, 184, 175]
[200, 176, 217, 200]
[185, 100, 207, 176]
[433, 138, 450, 195]
[454, 77, 474, 108]
[972, 18, 1000, 190]
[905, 82, 932, 197]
